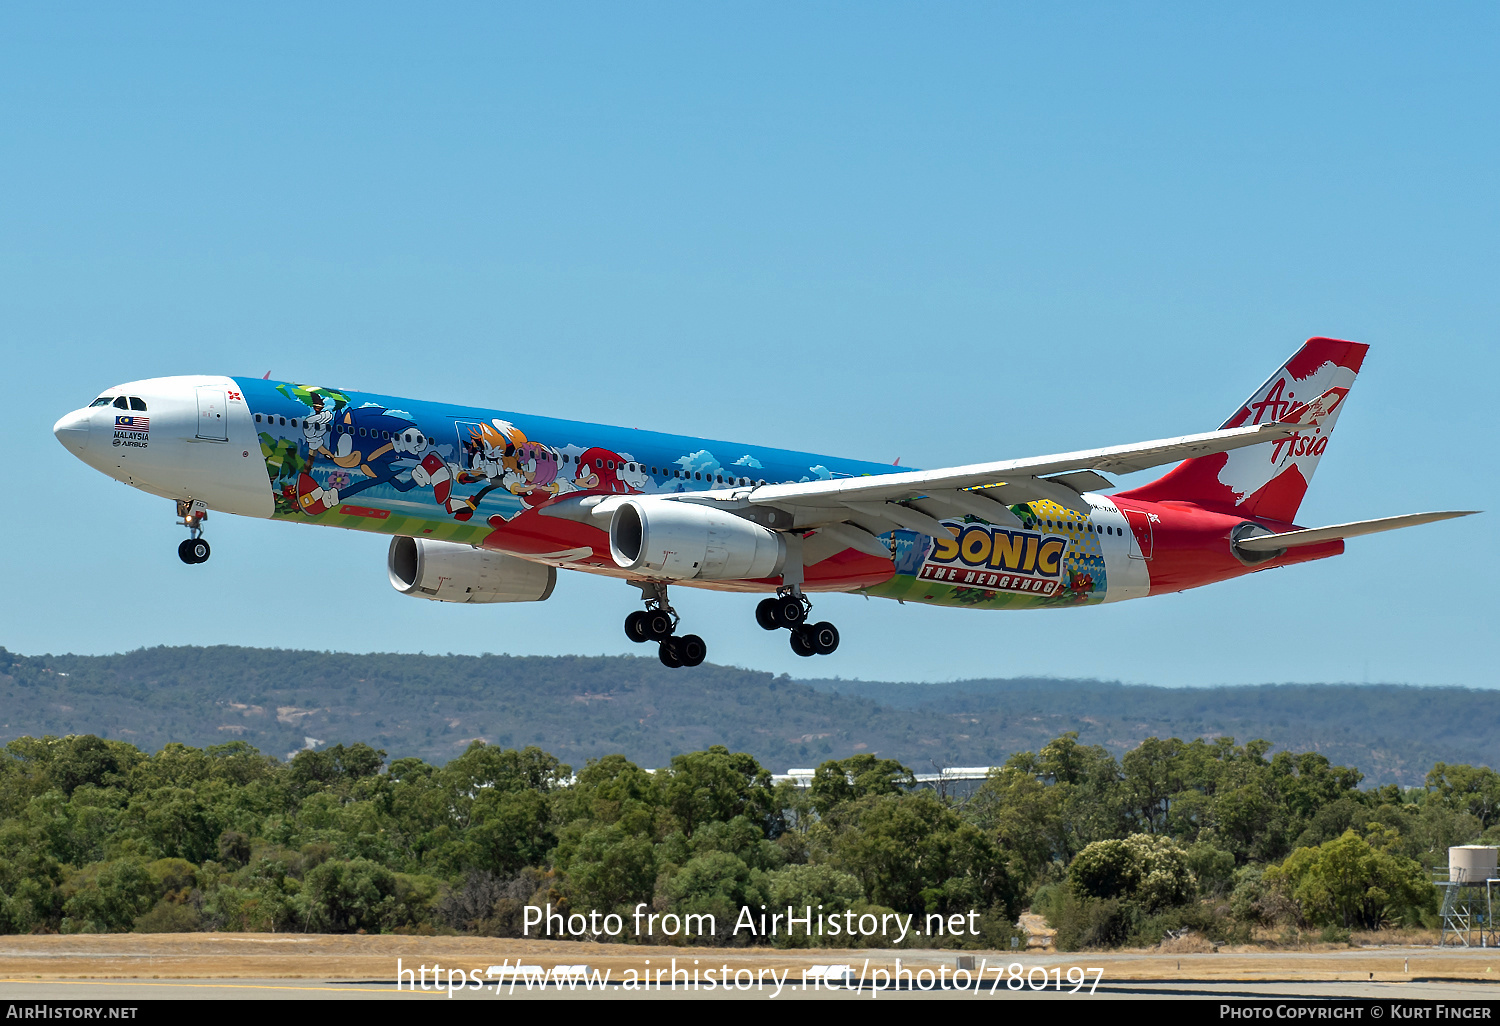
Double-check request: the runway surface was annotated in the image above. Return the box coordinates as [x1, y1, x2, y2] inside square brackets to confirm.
[2, 975, 1499, 1000]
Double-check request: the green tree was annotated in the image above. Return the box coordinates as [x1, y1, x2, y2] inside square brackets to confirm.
[563, 824, 656, 917]
[301, 857, 399, 932]
[824, 790, 1017, 920]
[1265, 829, 1434, 929]
[1426, 764, 1500, 829]
[658, 746, 775, 837]
[1068, 833, 1195, 912]
[658, 851, 768, 944]
[556, 754, 663, 836]
[60, 858, 157, 933]
[808, 755, 913, 817]
[968, 733, 1123, 887]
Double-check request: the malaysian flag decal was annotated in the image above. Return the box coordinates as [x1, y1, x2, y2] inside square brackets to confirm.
[115, 415, 149, 431]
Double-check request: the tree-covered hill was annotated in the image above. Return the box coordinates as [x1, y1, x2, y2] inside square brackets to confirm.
[0, 645, 1495, 785]
[800, 676, 1500, 787]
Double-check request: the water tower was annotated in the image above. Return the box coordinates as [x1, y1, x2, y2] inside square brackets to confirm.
[1438, 845, 1499, 947]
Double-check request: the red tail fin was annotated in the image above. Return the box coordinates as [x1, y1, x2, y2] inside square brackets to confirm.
[1115, 338, 1368, 523]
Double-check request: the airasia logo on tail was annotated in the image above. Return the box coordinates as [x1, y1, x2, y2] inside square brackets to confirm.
[1250, 380, 1349, 466]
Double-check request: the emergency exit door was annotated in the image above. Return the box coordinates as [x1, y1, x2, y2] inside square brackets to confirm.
[1123, 508, 1154, 560]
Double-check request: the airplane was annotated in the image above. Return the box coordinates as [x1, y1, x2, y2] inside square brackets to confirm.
[51, 337, 1475, 669]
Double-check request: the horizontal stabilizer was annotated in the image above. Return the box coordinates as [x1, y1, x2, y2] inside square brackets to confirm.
[1234, 510, 1479, 553]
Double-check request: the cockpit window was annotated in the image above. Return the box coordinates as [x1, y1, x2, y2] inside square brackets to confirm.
[129, 397, 147, 411]
[113, 397, 129, 409]
[89, 397, 114, 407]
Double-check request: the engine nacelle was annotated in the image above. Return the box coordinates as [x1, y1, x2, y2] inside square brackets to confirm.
[609, 498, 787, 580]
[387, 537, 556, 603]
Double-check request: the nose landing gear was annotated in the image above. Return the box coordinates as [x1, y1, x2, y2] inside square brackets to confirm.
[624, 582, 706, 668]
[175, 500, 211, 565]
[756, 588, 839, 657]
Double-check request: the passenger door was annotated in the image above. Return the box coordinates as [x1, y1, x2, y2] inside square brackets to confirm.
[195, 387, 228, 441]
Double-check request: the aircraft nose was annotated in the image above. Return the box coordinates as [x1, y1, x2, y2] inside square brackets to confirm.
[52, 409, 92, 454]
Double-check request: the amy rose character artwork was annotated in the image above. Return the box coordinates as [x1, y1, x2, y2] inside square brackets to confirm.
[512, 438, 565, 507]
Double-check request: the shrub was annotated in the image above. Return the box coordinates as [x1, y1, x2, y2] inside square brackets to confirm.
[1264, 830, 1435, 930]
[1069, 833, 1195, 912]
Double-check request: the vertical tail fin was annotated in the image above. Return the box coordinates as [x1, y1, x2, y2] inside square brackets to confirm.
[1115, 337, 1369, 523]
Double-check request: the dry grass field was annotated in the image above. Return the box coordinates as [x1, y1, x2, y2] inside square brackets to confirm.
[2, 932, 1499, 986]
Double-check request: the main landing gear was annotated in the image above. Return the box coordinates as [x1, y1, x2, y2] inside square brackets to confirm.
[175, 500, 210, 565]
[624, 583, 706, 669]
[756, 588, 839, 657]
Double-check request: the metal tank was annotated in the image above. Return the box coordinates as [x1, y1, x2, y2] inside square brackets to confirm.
[1440, 846, 1500, 946]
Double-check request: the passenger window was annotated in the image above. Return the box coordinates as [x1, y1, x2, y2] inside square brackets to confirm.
[129, 397, 147, 411]
[291, 419, 298, 427]
[114, 397, 129, 409]
[279, 417, 286, 426]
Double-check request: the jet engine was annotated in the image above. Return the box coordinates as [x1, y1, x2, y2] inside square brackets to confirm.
[609, 498, 787, 581]
[387, 537, 556, 603]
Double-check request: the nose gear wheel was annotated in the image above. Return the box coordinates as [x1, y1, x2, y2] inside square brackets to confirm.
[175, 499, 210, 564]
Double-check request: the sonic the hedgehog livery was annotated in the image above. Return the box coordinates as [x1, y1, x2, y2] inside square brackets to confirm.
[51, 338, 1477, 668]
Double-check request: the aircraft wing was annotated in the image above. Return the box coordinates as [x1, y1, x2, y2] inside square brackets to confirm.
[745, 421, 1308, 552]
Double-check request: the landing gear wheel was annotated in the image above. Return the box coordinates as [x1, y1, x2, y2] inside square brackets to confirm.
[679, 634, 707, 668]
[789, 625, 817, 657]
[658, 638, 684, 668]
[178, 538, 210, 564]
[808, 621, 840, 655]
[776, 595, 806, 626]
[755, 597, 782, 631]
[625, 610, 650, 643]
[644, 610, 674, 641]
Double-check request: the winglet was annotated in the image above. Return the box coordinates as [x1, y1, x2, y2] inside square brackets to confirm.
[263, 371, 271, 380]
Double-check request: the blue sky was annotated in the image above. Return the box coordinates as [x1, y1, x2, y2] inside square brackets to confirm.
[1, 3, 1494, 686]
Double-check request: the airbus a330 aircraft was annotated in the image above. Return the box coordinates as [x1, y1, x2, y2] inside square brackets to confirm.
[53, 337, 1473, 668]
